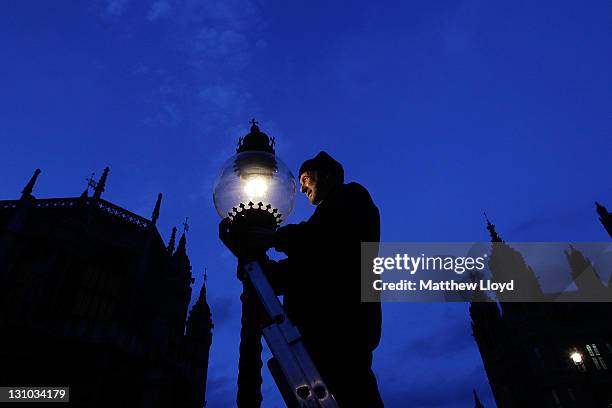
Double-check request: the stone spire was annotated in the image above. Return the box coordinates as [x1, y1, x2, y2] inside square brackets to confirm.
[473, 389, 485, 408]
[171, 228, 193, 296]
[167, 226, 177, 254]
[484, 213, 504, 243]
[175, 217, 189, 255]
[172, 227, 191, 279]
[176, 232, 187, 256]
[595, 201, 612, 238]
[81, 172, 97, 198]
[151, 193, 162, 226]
[596, 201, 608, 219]
[186, 280, 213, 341]
[484, 219, 543, 302]
[20, 168, 41, 200]
[185, 276, 213, 408]
[93, 167, 109, 199]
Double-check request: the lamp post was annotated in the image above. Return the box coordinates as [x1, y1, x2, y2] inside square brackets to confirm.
[213, 120, 296, 407]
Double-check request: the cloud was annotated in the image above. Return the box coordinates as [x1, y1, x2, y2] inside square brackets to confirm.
[374, 304, 493, 407]
[147, 0, 171, 22]
[199, 85, 251, 112]
[383, 370, 482, 408]
[203, 374, 235, 407]
[255, 39, 267, 49]
[400, 317, 475, 359]
[93, 0, 264, 128]
[435, 0, 480, 57]
[193, 28, 250, 69]
[161, 0, 263, 71]
[182, 0, 260, 31]
[195, 86, 254, 132]
[133, 67, 188, 128]
[143, 103, 182, 127]
[104, 0, 129, 17]
[209, 295, 238, 327]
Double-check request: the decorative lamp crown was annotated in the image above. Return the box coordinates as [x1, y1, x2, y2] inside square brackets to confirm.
[213, 120, 296, 228]
[236, 119, 276, 154]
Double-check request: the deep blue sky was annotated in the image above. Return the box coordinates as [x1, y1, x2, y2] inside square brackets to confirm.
[1, 1, 611, 407]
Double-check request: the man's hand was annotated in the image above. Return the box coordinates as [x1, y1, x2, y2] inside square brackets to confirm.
[246, 226, 276, 251]
[219, 218, 276, 259]
[219, 217, 243, 258]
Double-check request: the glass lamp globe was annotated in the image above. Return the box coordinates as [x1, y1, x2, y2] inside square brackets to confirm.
[213, 123, 296, 225]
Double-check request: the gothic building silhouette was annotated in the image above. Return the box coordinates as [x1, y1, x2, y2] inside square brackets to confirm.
[470, 203, 612, 407]
[3, 166, 612, 408]
[0, 168, 213, 407]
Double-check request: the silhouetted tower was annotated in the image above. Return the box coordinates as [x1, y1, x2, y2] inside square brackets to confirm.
[186, 276, 213, 342]
[469, 273, 506, 406]
[0, 168, 213, 408]
[172, 228, 198, 335]
[471, 212, 612, 408]
[483, 214, 543, 302]
[471, 217, 546, 406]
[186, 274, 214, 408]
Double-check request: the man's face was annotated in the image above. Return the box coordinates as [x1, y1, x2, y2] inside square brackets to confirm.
[299, 170, 325, 205]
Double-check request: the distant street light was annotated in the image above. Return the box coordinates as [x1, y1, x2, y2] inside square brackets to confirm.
[570, 351, 583, 365]
[570, 350, 584, 365]
[570, 349, 587, 374]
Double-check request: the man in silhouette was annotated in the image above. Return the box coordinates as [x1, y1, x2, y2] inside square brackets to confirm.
[256, 151, 384, 407]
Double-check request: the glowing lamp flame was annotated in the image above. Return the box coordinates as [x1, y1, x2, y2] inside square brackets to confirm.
[244, 176, 269, 199]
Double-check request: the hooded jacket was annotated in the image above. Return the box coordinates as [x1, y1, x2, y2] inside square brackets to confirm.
[265, 181, 382, 356]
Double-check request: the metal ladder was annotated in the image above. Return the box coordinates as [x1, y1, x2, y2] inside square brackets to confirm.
[241, 260, 339, 408]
